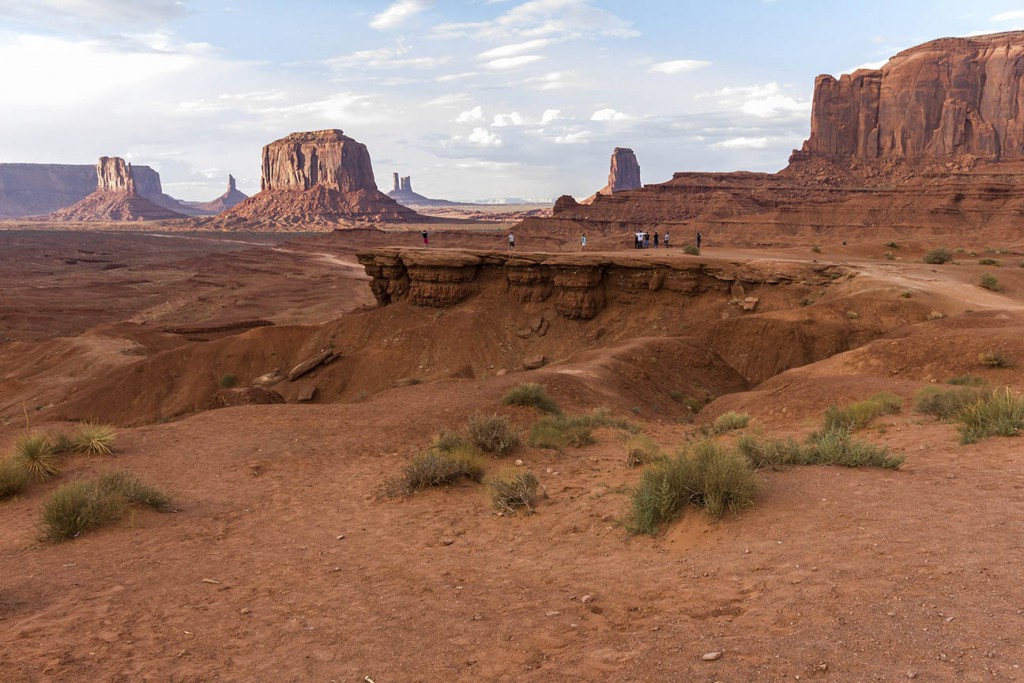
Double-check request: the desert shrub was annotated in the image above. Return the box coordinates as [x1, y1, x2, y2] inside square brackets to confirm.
[804, 427, 902, 469]
[51, 433, 75, 455]
[668, 389, 684, 402]
[431, 428, 469, 453]
[923, 248, 953, 264]
[388, 447, 486, 495]
[682, 244, 700, 255]
[914, 386, 988, 420]
[0, 457, 30, 500]
[735, 434, 806, 470]
[218, 373, 238, 388]
[927, 310, 945, 320]
[823, 392, 902, 432]
[900, 290, 912, 298]
[886, 241, 900, 249]
[501, 383, 562, 415]
[846, 310, 859, 320]
[579, 408, 642, 434]
[811, 245, 822, 254]
[712, 411, 751, 434]
[979, 350, 1013, 368]
[799, 298, 813, 307]
[958, 388, 1024, 445]
[625, 434, 663, 468]
[626, 440, 757, 535]
[13, 432, 59, 482]
[71, 422, 116, 456]
[978, 258, 999, 266]
[467, 413, 521, 456]
[487, 469, 539, 514]
[884, 251, 895, 260]
[947, 374, 985, 386]
[528, 415, 595, 449]
[39, 472, 170, 542]
[979, 273, 1001, 291]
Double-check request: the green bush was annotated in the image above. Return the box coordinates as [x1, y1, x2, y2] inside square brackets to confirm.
[958, 388, 1024, 445]
[501, 383, 562, 415]
[804, 427, 902, 469]
[39, 471, 170, 542]
[947, 374, 986, 386]
[467, 413, 521, 456]
[626, 440, 757, 535]
[625, 434, 663, 468]
[914, 386, 988, 420]
[527, 415, 594, 450]
[735, 434, 806, 470]
[712, 411, 751, 434]
[487, 469, 540, 514]
[682, 244, 701, 255]
[574, 408, 642, 434]
[218, 373, 238, 388]
[13, 432, 59, 482]
[811, 245, 822, 254]
[923, 248, 953, 264]
[822, 392, 902, 432]
[388, 447, 486, 495]
[979, 273, 1001, 291]
[71, 422, 116, 456]
[431, 428, 469, 453]
[979, 350, 1013, 368]
[0, 457, 30, 500]
[978, 258, 999, 266]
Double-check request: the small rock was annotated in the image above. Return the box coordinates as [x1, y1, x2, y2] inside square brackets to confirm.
[393, 377, 421, 387]
[702, 651, 723, 661]
[441, 538, 454, 546]
[515, 459, 524, 466]
[581, 595, 594, 605]
[336, 534, 345, 540]
[523, 354, 547, 370]
[239, 607, 250, 615]
[296, 383, 318, 403]
[495, 369, 508, 376]
[545, 610, 561, 617]
[907, 672, 918, 679]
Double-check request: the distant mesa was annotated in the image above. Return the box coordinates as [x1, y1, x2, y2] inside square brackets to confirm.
[386, 172, 458, 207]
[580, 147, 641, 204]
[193, 175, 249, 213]
[222, 129, 421, 225]
[50, 157, 188, 222]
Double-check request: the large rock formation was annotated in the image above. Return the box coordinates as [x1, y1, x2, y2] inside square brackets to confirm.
[518, 31, 1024, 242]
[386, 171, 458, 207]
[194, 175, 249, 214]
[50, 157, 186, 221]
[581, 148, 641, 204]
[795, 31, 1024, 164]
[0, 164, 95, 218]
[222, 130, 420, 225]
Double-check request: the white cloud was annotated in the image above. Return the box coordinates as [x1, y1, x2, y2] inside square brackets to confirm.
[591, 108, 630, 121]
[434, 0, 638, 41]
[526, 70, 575, 90]
[741, 94, 810, 118]
[425, 93, 471, 106]
[991, 10, 1024, 21]
[468, 127, 503, 146]
[325, 45, 451, 70]
[555, 131, 591, 144]
[456, 105, 484, 123]
[649, 59, 712, 75]
[698, 82, 810, 120]
[0, 0, 187, 31]
[370, 0, 430, 30]
[478, 39, 552, 60]
[712, 136, 773, 150]
[492, 112, 527, 127]
[436, 71, 479, 82]
[485, 54, 544, 69]
[540, 108, 562, 124]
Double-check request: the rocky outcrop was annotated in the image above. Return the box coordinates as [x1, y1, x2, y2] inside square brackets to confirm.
[358, 248, 838, 320]
[194, 175, 249, 213]
[796, 31, 1024, 163]
[222, 130, 421, 225]
[386, 171, 458, 207]
[581, 148, 641, 204]
[49, 157, 186, 222]
[0, 164, 95, 218]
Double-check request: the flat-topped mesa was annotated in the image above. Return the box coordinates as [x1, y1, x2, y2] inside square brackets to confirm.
[49, 156, 186, 221]
[222, 129, 421, 225]
[795, 31, 1024, 164]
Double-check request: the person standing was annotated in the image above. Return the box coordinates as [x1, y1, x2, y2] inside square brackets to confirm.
[421, 230, 429, 247]
[580, 233, 587, 251]
[508, 231, 516, 252]
[653, 232, 659, 249]
[696, 231, 702, 250]
[664, 232, 670, 248]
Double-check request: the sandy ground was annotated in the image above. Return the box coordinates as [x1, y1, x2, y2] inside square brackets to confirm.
[1, 227, 1023, 681]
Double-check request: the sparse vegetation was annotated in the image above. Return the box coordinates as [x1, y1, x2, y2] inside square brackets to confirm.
[811, 245, 822, 254]
[978, 258, 999, 266]
[947, 374, 985, 386]
[846, 310, 859, 320]
[0, 457, 30, 500]
[39, 471, 170, 542]
[467, 413, 521, 456]
[805, 427, 903, 468]
[979, 273, 1001, 291]
[218, 373, 238, 388]
[957, 388, 1024, 445]
[13, 432, 59, 482]
[883, 251, 895, 260]
[668, 389, 684, 402]
[682, 244, 700, 255]
[900, 290, 912, 298]
[886, 241, 900, 249]
[799, 298, 813, 307]
[502, 382, 562, 415]
[487, 468, 540, 514]
[387, 446, 486, 495]
[625, 434, 663, 468]
[711, 411, 751, 434]
[923, 248, 953, 264]
[914, 385, 989, 420]
[823, 392, 902, 432]
[71, 421, 116, 456]
[927, 310, 945, 320]
[735, 434, 805, 470]
[626, 440, 757, 535]
[431, 428, 469, 453]
[979, 350, 1013, 368]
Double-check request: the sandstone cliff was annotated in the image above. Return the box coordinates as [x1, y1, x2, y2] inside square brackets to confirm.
[581, 148, 642, 204]
[386, 171, 458, 207]
[194, 175, 249, 214]
[0, 164, 95, 218]
[222, 129, 421, 225]
[50, 157, 186, 222]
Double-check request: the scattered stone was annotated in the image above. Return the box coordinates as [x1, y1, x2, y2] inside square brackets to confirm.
[239, 607, 250, 614]
[581, 595, 594, 605]
[495, 369, 508, 376]
[336, 534, 345, 540]
[523, 355, 546, 370]
[514, 327, 533, 339]
[741, 297, 759, 311]
[287, 349, 337, 381]
[702, 651, 723, 661]
[514, 459, 524, 466]
[253, 369, 285, 387]
[295, 383, 318, 403]
[393, 377, 421, 387]
[546, 611, 561, 617]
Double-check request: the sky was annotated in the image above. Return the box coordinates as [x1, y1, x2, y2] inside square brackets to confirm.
[1, 1, 1023, 203]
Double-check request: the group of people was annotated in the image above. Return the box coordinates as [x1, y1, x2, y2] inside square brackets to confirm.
[633, 231, 668, 249]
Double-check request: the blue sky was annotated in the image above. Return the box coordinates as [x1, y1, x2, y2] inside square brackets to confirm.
[1, 1, 1022, 202]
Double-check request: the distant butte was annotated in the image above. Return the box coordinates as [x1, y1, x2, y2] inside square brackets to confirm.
[194, 175, 249, 214]
[49, 157, 187, 222]
[580, 147, 641, 204]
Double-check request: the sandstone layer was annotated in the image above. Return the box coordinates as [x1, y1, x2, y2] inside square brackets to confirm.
[222, 130, 420, 225]
[0, 163, 95, 218]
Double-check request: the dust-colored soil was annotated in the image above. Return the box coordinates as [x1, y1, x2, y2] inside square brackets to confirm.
[1, 226, 1023, 681]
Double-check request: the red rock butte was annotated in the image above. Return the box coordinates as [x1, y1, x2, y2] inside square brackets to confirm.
[49, 157, 187, 222]
[522, 31, 1024, 243]
[221, 129, 421, 226]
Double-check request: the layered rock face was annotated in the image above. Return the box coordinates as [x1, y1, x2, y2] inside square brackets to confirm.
[194, 175, 249, 213]
[224, 129, 420, 224]
[0, 164, 95, 218]
[581, 148, 641, 204]
[50, 157, 186, 221]
[797, 31, 1024, 163]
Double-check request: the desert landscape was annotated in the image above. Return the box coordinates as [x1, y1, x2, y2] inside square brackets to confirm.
[2, 14, 1024, 683]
